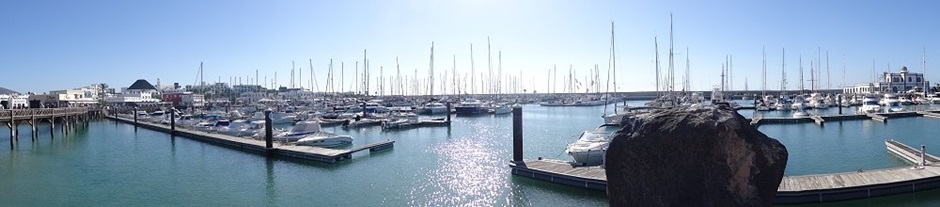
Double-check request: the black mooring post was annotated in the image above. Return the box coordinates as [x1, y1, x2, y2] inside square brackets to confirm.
[170, 107, 176, 134]
[133, 107, 138, 125]
[264, 109, 273, 149]
[446, 102, 452, 124]
[512, 105, 523, 162]
[838, 95, 843, 115]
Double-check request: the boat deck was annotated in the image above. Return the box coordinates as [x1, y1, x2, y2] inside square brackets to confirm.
[509, 140, 940, 204]
[108, 116, 393, 163]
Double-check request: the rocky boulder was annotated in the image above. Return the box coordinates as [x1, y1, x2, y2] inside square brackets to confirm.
[605, 106, 788, 206]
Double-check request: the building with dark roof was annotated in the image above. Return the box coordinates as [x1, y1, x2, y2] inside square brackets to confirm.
[106, 79, 161, 104]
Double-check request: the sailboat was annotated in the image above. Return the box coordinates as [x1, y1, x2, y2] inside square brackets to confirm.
[756, 46, 771, 111]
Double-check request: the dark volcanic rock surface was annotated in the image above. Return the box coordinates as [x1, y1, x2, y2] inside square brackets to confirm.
[606, 106, 788, 207]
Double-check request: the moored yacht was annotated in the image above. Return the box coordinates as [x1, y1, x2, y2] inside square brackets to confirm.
[566, 124, 620, 166]
[857, 95, 882, 114]
[454, 99, 488, 115]
[294, 121, 354, 148]
[418, 102, 449, 114]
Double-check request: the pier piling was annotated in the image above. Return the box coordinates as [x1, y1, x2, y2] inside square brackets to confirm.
[446, 102, 452, 123]
[837, 96, 843, 115]
[170, 107, 176, 134]
[512, 105, 523, 162]
[923, 145, 928, 167]
[264, 109, 273, 149]
[133, 107, 138, 126]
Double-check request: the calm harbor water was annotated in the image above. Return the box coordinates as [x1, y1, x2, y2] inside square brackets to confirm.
[2, 102, 940, 206]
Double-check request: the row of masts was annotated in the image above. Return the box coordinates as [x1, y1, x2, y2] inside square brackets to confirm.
[192, 38, 615, 97]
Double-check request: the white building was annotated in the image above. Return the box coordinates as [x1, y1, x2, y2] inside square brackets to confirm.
[106, 79, 162, 104]
[48, 89, 98, 107]
[0, 94, 29, 109]
[843, 66, 928, 94]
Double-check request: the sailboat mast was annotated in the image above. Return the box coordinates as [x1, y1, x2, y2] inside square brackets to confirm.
[310, 59, 319, 92]
[826, 51, 831, 89]
[470, 44, 475, 94]
[611, 21, 616, 93]
[654, 36, 660, 93]
[684, 47, 690, 91]
[487, 37, 492, 94]
[396, 57, 401, 95]
[799, 55, 804, 94]
[291, 61, 295, 88]
[355, 61, 359, 94]
[553, 65, 557, 93]
[453, 54, 456, 95]
[429, 42, 434, 96]
[782, 48, 786, 91]
[668, 13, 675, 92]
[762, 46, 766, 97]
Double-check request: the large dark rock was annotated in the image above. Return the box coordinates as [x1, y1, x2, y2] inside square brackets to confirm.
[605, 106, 788, 206]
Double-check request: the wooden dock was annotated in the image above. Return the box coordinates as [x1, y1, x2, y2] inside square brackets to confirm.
[741, 110, 940, 127]
[509, 159, 607, 190]
[108, 115, 394, 164]
[917, 111, 940, 119]
[509, 139, 940, 204]
[749, 115, 763, 126]
[810, 115, 825, 126]
[867, 113, 888, 123]
[886, 139, 940, 165]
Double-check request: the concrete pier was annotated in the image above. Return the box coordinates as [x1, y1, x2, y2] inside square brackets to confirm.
[107, 115, 393, 164]
[509, 139, 940, 204]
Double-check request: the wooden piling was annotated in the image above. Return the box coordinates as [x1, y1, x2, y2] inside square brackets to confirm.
[837, 95, 843, 115]
[170, 107, 176, 134]
[264, 109, 273, 149]
[512, 105, 523, 162]
[133, 107, 138, 126]
[446, 102, 452, 123]
[49, 118, 55, 139]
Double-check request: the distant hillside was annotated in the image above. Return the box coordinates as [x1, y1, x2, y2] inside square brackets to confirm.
[0, 87, 19, 94]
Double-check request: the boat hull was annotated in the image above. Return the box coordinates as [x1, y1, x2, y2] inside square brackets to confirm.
[568, 150, 605, 166]
[454, 106, 488, 115]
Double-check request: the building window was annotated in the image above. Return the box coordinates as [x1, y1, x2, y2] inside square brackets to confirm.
[918, 77, 923, 82]
[909, 77, 913, 82]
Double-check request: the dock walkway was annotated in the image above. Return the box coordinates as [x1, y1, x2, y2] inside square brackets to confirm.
[509, 140, 940, 204]
[108, 116, 393, 163]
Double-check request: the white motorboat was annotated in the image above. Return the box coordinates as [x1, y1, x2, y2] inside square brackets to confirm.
[454, 99, 488, 115]
[790, 95, 808, 110]
[382, 111, 420, 130]
[899, 96, 914, 106]
[885, 99, 904, 112]
[337, 108, 364, 119]
[215, 120, 249, 136]
[810, 93, 828, 109]
[274, 121, 322, 142]
[278, 112, 299, 124]
[930, 93, 940, 104]
[792, 109, 809, 118]
[418, 102, 449, 114]
[489, 103, 512, 115]
[148, 111, 166, 123]
[173, 114, 196, 127]
[879, 93, 898, 106]
[566, 124, 620, 166]
[857, 96, 882, 114]
[195, 119, 231, 131]
[276, 121, 354, 147]
[295, 132, 353, 148]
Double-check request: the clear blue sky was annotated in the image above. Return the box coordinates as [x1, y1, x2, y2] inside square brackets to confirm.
[2, 0, 939, 94]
